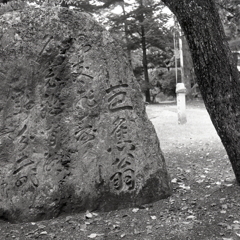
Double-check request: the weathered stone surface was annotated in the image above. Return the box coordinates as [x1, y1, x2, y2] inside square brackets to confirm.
[0, 5, 171, 223]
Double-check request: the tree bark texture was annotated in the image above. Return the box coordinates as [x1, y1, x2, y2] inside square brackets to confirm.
[162, 0, 240, 183]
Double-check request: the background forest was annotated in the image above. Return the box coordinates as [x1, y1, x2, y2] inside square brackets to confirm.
[1, 0, 239, 102]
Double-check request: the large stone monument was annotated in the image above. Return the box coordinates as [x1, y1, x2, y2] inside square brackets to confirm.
[0, 3, 171, 223]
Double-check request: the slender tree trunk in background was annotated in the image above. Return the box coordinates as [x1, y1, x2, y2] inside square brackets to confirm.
[139, 0, 151, 103]
[141, 22, 151, 102]
[162, 0, 240, 183]
[121, 1, 132, 67]
[182, 35, 193, 96]
[232, 52, 238, 68]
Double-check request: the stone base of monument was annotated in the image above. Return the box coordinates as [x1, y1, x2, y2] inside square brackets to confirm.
[0, 4, 172, 223]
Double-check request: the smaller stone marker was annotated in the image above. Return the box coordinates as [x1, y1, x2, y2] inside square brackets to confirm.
[176, 83, 187, 124]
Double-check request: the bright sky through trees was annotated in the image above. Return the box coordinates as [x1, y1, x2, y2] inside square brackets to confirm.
[111, 0, 174, 27]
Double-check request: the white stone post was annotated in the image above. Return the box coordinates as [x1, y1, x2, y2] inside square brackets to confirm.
[176, 83, 187, 124]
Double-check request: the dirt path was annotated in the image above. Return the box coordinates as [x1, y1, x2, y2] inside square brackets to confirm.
[1, 100, 240, 240]
[147, 101, 221, 151]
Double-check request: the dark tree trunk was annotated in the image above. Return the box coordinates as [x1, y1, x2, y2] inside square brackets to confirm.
[182, 35, 193, 95]
[162, 0, 240, 183]
[139, 0, 151, 103]
[141, 23, 151, 103]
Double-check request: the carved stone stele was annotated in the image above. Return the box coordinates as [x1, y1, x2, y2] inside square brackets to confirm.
[0, 5, 171, 223]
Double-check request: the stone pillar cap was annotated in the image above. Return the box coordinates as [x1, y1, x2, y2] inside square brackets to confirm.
[176, 83, 186, 93]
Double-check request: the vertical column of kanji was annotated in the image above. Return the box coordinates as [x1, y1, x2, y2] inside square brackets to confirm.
[104, 83, 137, 192]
